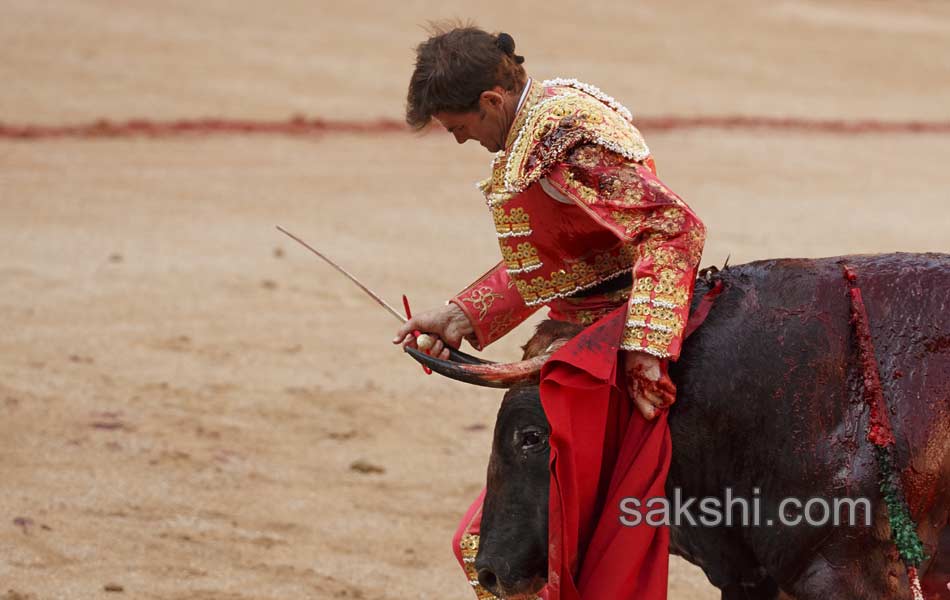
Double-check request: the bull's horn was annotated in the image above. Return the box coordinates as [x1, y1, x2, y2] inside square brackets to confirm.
[404, 346, 550, 388]
[446, 347, 494, 365]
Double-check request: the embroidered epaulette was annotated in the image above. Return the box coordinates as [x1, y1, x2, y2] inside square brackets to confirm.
[501, 79, 651, 194]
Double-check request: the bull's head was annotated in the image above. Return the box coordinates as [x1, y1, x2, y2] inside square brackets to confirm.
[477, 383, 550, 596]
[406, 321, 583, 598]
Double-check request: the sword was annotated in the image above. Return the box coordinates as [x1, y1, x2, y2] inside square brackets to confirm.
[275, 225, 492, 367]
[276, 225, 407, 324]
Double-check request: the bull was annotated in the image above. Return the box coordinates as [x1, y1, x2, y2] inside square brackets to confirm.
[408, 253, 950, 600]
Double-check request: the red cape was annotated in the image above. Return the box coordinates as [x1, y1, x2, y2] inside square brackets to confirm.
[450, 303, 674, 599]
[540, 304, 672, 599]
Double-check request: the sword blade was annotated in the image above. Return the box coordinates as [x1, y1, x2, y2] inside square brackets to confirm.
[276, 225, 407, 324]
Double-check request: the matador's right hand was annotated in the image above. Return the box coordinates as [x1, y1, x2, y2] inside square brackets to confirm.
[392, 302, 474, 360]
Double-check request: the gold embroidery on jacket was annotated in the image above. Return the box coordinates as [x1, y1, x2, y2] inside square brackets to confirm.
[501, 242, 542, 273]
[493, 206, 532, 238]
[560, 169, 600, 204]
[627, 303, 684, 330]
[473, 80, 705, 360]
[514, 245, 637, 306]
[487, 309, 519, 341]
[623, 267, 696, 357]
[622, 325, 677, 358]
[504, 91, 650, 192]
[606, 207, 687, 238]
[559, 147, 651, 208]
[460, 286, 504, 321]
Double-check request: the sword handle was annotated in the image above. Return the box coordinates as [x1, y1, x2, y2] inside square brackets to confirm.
[402, 295, 432, 375]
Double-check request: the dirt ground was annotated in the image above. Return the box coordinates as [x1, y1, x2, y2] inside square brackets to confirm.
[2, 1, 949, 598]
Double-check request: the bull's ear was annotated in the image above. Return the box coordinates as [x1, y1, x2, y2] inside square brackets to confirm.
[404, 347, 547, 388]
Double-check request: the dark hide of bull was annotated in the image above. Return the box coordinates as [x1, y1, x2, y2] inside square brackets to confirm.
[478, 383, 552, 596]
[476, 253, 950, 600]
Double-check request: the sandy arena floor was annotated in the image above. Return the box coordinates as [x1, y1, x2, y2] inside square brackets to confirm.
[2, 1, 949, 598]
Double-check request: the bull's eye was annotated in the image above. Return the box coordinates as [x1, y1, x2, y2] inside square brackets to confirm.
[519, 426, 546, 451]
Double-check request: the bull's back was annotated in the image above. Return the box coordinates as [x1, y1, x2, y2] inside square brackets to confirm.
[846, 253, 950, 527]
[680, 252, 949, 456]
[669, 252, 950, 589]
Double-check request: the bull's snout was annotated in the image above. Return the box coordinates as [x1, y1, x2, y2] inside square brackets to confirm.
[477, 568, 499, 594]
[475, 552, 545, 598]
[474, 554, 504, 595]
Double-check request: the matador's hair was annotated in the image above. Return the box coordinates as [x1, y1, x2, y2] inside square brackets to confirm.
[405, 25, 527, 130]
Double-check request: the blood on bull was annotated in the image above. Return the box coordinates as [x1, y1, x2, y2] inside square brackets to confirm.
[409, 253, 950, 600]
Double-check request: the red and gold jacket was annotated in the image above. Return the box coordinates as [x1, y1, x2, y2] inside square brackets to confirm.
[450, 78, 706, 360]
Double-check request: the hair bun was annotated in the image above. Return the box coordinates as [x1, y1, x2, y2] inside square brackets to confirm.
[496, 32, 516, 55]
[496, 32, 525, 64]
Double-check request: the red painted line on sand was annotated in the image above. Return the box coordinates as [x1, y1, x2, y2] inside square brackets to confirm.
[1, 115, 948, 140]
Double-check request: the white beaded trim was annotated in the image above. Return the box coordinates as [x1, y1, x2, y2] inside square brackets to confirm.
[629, 297, 681, 309]
[486, 193, 514, 208]
[482, 154, 514, 207]
[589, 136, 651, 164]
[627, 319, 674, 333]
[487, 78, 647, 198]
[503, 80, 648, 192]
[521, 267, 633, 307]
[620, 343, 670, 358]
[543, 77, 634, 123]
[506, 263, 544, 275]
[503, 95, 556, 191]
[497, 230, 533, 239]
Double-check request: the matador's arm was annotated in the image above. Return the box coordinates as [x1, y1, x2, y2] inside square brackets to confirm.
[449, 262, 540, 350]
[544, 144, 706, 359]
